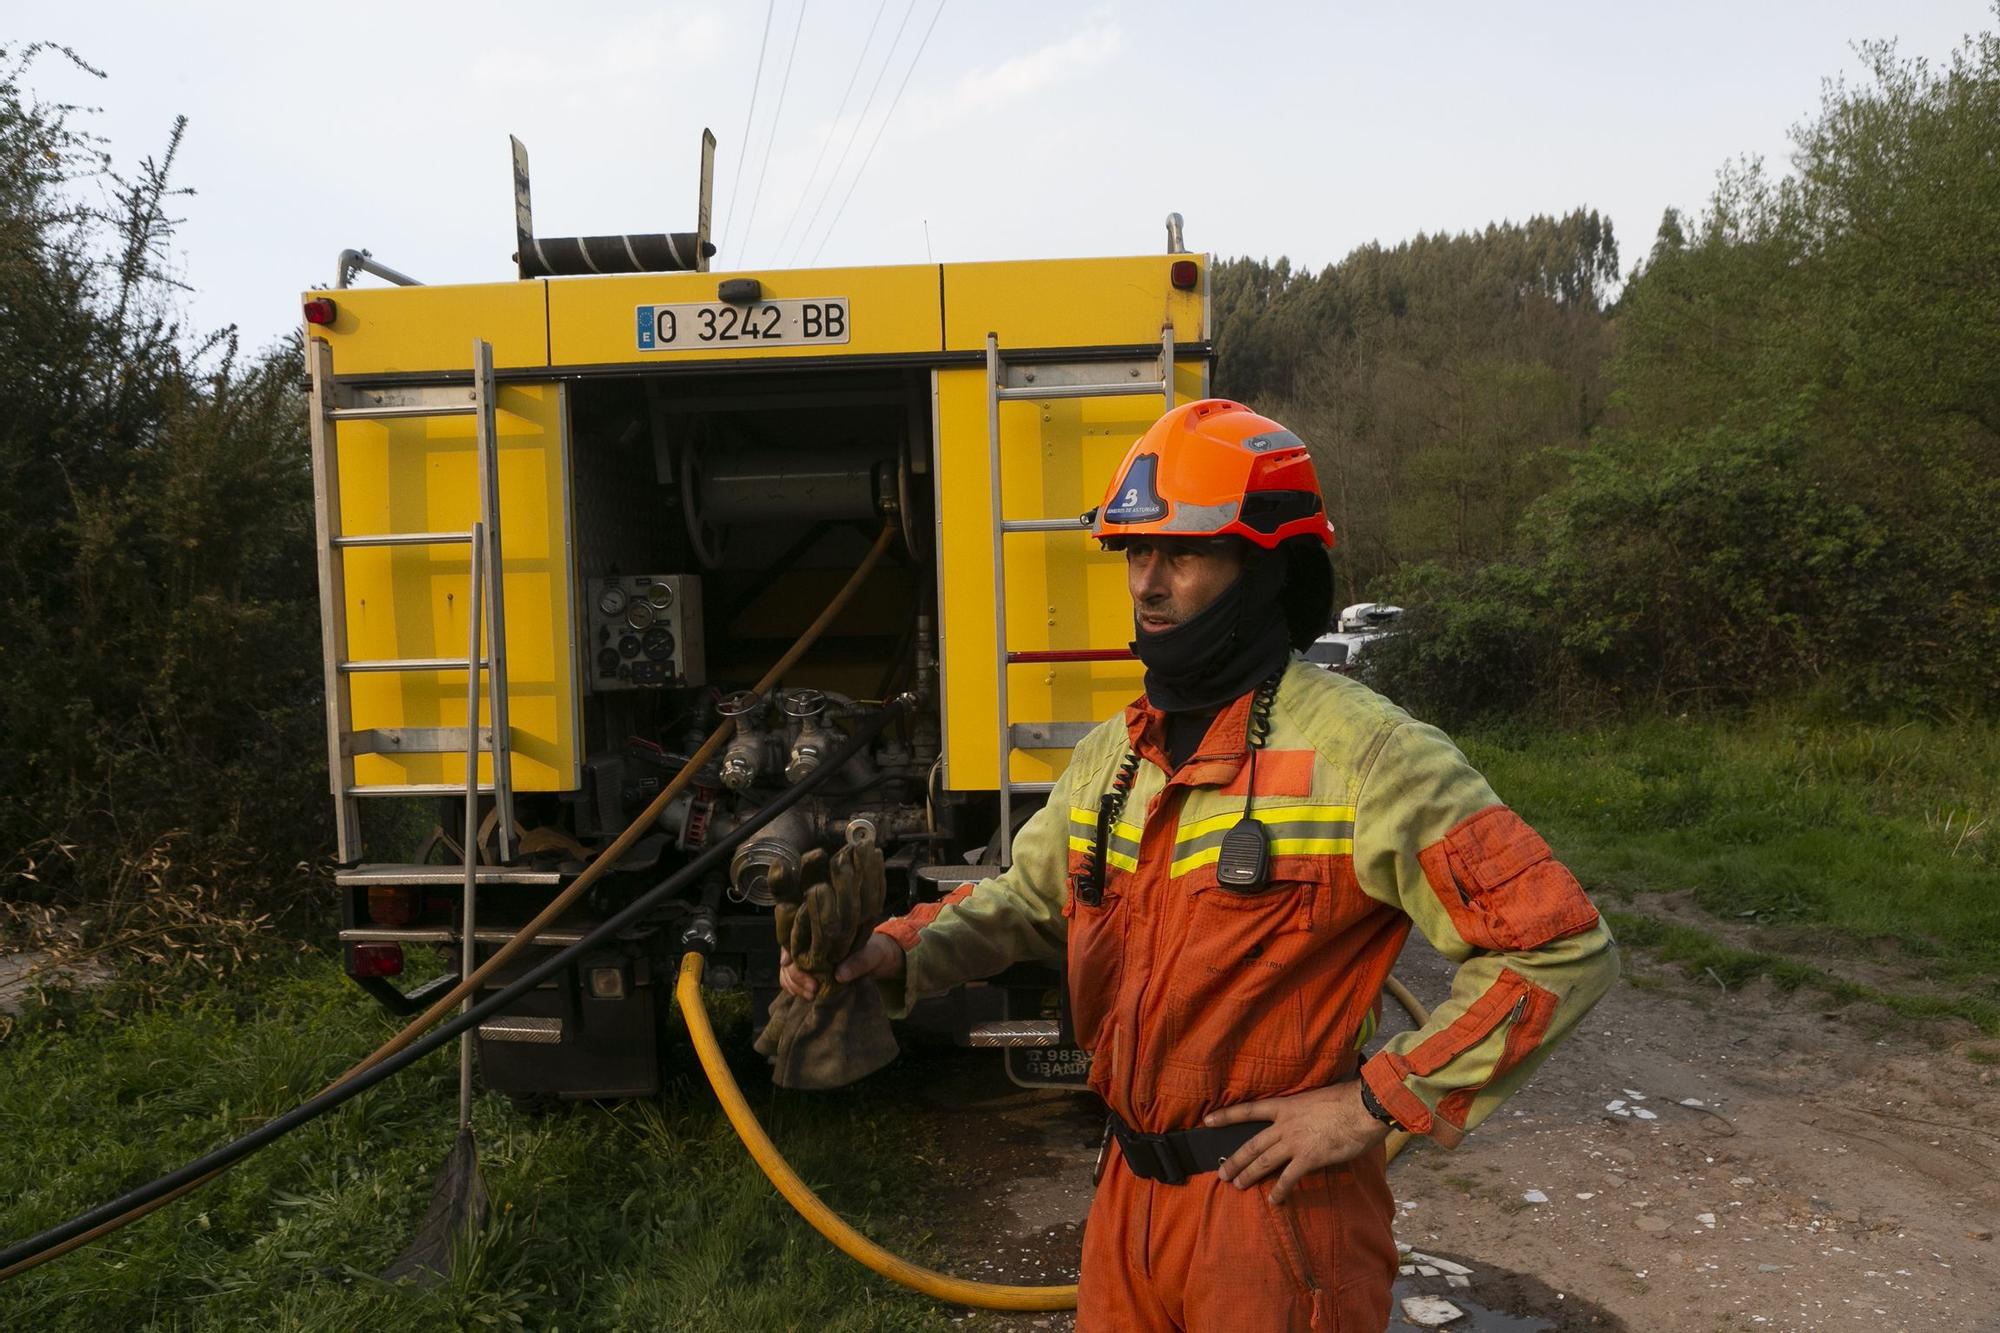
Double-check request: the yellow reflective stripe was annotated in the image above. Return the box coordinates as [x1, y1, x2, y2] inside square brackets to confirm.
[1175, 803, 1355, 842]
[1170, 844, 1224, 876]
[1069, 836, 1139, 873]
[1270, 836, 1352, 857]
[1069, 807, 1142, 844]
[1354, 1006, 1377, 1049]
[1169, 835, 1353, 878]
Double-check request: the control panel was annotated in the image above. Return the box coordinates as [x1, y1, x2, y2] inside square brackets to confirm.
[587, 574, 705, 691]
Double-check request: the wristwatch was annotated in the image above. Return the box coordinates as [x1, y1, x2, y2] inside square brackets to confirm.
[1357, 1076, 1401, 1131]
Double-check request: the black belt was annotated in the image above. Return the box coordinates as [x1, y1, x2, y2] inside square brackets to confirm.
[1107, 1112, 1272, 1186]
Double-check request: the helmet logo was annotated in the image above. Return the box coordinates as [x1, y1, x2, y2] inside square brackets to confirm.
[1103, 453, 1166, 523]
[1241, 429, 1305, 453]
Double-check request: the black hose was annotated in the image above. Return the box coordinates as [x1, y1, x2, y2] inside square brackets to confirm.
[0, 697, 911, 1275]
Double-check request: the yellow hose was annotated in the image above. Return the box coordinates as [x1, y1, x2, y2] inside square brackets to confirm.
[674, 953, 1435, 1312]
[675, 953, 1077, 1310]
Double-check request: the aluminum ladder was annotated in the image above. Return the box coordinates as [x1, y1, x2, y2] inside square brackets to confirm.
[984, 325, 1176, 864]
[308, 337, 517, 865]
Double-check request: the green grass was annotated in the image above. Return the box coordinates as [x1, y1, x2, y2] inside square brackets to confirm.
[4, 706, 1995, 1324]
[1461, 709, 2000, 1031]
[0, 957, 972, 1330]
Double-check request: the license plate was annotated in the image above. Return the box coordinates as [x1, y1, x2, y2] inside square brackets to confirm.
[1005, 1044, 1093, 1090]
[635, 297, 849, 351]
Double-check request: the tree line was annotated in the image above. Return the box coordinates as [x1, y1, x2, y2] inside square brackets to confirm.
[1213, 26, 1999, 721]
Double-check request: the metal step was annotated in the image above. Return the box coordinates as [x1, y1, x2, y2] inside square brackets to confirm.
[337, 863, 564, 888]
[327, 403, 476, 421]
[339, 926, 590, 946]
[345, 726, 496, 758]
[479, 1016, 562, 1045]
[1000, 517, 1090, 534]
[346, 783, 499, 797]
[338, 656, 486, 673]
[333, 530, 474, 548]
[968, 1019, 1061, 1048]
[994, 380, 1166, 402]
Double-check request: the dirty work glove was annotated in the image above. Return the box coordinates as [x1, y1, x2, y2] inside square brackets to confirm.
[754, 837, 899, 1089]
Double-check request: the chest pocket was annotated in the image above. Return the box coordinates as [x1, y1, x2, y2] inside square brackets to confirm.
[1161, 866, 1325, 1094]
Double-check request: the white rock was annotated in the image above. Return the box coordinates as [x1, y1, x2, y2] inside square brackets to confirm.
[1411, 1253, 1473, 1276]
[1680, 1097, 1707, 1107]
[1418, 1264, 1440, 1276]
[1623, 1088, 1647, 1099]
[1605, 1099, 1627, 1112]
[1523, 1190, 1549, 1204]
[1446, 1275, 1471, 1289]
[1633, 1108, 1658, 1121]
[1400, 1265, 1416, 1276]
[1698, 1213, 1717, 1228]
[1400, 1295, 1466, 1327]
[1576, 1192, 1597, 1200]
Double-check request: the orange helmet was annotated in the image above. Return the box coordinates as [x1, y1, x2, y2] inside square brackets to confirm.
[1089, 399, 1336, 550]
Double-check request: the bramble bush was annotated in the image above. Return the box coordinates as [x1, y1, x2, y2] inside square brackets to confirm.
[0, 46, 325, 1001]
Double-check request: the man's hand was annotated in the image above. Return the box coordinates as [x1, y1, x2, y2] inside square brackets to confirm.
[779, 931, 905, 1001]
[1207, 1080, 1392, 1204]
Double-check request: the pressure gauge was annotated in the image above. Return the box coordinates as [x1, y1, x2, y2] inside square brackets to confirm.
[598, 586, 628, 616]
[644, 581, 675, 610]
[642, 627, 675, 661]
[624, 600, 655, 631]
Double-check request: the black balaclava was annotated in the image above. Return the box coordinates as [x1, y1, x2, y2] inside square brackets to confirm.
[1131, 546, 1292, 713]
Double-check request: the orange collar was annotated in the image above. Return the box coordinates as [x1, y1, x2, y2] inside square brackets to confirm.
[1124, 689, 1257, 788]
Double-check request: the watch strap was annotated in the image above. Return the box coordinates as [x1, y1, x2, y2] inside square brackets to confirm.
[1358, 1076, 1401, 1130]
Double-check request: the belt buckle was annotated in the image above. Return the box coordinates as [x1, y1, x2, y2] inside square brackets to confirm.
[1150, 1134, 1189, 1186]
[1128, 1130, 1186, 1186]
[1108, 1118, 1190, 1186]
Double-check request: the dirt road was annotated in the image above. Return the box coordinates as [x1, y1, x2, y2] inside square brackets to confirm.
[909, 921, 2000, 1332]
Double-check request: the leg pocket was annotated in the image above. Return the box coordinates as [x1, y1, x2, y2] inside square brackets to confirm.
[1258, 1169, 1396, 1333]
[1254, 1183, 1323, 1300]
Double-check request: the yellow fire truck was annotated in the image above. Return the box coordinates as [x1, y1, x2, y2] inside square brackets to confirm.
[304, 137, 1210, 1099]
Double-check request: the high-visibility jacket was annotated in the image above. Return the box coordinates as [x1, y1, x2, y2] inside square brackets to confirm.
[877, 658, 1618, 1148]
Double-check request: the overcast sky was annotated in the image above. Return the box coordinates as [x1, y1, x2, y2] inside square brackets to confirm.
[13, 0, 1993, 352]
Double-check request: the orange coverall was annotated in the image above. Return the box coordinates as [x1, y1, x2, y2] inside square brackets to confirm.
[877, 661, 1618, 1330]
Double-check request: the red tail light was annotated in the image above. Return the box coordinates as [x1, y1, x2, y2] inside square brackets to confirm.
[366, 886, 417, 925]
[350, 943, 404, 978]
[1170, 259, 1199, 290]
[303, 297, 338, 326]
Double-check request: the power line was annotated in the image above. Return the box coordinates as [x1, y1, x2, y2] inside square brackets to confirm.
[769, 0, 890, 263]
[809, 0, 947, 265]
[739, 0, 811, 264]
[716, 0, 778, 262]
[784, 0, 921, 267]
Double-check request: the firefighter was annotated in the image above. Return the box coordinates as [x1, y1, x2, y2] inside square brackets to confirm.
[782, 399, 1619, 1331]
